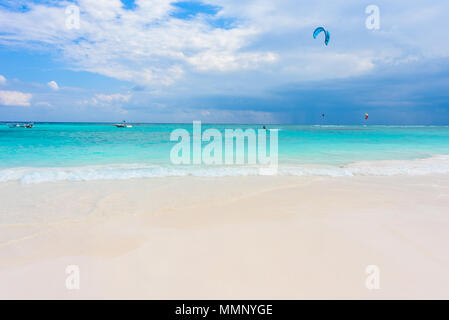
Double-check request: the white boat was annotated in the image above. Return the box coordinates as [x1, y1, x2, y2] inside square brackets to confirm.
[8, 122, 34, 128]
[114, 121, 132, 128]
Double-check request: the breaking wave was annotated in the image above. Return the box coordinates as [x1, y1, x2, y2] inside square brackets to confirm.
[1, 155, 449, 184]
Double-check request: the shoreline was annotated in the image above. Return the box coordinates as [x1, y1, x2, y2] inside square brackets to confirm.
[1, 175, 449, 299]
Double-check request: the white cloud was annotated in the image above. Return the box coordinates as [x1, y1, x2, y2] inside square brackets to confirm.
[0, 90, 32, 107]
[0, 0, 278, 86]
[47, 80, 59, 90]
[94, 93, 131, 103]
[80, 93, 132, 107]
[0, 75, 6, 85]
[187, 51, 278, 72]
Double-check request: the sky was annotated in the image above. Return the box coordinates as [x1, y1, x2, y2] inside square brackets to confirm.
[0, 0, 448, 124]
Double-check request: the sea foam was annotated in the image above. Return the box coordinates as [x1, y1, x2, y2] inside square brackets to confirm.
[1, 155, 449, 184]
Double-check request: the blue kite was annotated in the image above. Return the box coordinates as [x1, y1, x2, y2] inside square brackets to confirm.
[313, 27, 330, 46]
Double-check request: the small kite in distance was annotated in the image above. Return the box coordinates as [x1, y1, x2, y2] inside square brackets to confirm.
[313, 27, 330, 46]
[365, 113, 369, 120]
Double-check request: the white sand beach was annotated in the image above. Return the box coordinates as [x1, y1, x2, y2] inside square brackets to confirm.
[1, 175, 449, 299]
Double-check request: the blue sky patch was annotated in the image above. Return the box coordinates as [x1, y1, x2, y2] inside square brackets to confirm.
[120, 0, 137, 10]
[206, 16, 236, 30]
[171, 1, 221, 19]
[171, 1, 236, 29]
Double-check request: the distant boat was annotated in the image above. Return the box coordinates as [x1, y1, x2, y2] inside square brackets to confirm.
[9, 122, 34, 128]
[114, 121, 132, 128]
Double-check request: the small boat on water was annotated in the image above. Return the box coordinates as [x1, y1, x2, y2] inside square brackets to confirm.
[114, 121, 132, 128]
[9, 122, 34, 128]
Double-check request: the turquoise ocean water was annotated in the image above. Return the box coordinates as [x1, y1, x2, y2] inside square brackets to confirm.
[1, 123, 449, 183]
